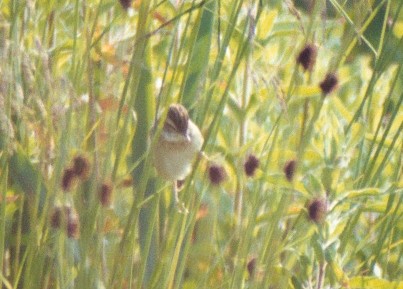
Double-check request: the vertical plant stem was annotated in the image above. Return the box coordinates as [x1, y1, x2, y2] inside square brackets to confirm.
[234, 44, 251, 230]
[0, 149, 7, 282]
[316, 261, 326, 289]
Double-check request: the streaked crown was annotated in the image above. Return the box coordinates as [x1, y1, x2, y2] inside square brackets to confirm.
[165, 104, 189, 135]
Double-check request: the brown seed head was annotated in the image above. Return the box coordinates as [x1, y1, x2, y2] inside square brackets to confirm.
[50, 206, 63, 229]
[62, 168, 76, 192]
[297, 44, 317, 71]
[67, 210, 80, 239]
[99, 182, 113, 207]
[72, 155, 90, 180]
[284, 160, 297, 182]
[50, 206, 80, 238]
[244, 154, 260, 177]
[319, 73, 338, 96]
[247, 258, 257, 277]
[119, 0, 132, 10]
[208, 164, 226, 185]
[307, 197, 327, 223]
[166, 104, 189, 136]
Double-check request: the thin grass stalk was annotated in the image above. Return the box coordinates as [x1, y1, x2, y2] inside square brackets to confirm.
[144, 0, 208, 40]
[0, 142, 7, 284]
[260, 192, 292, 288]
[198, 0, 243, 124]
[161, 30, 253, 287]
[376, 0, 391, 57]
[201, 23, 250, 155]
[368, 121, 403, 187]
[180, 0, 216, 108]
[176, 2, 252, 225]
[155, 201, 195, 287]
[154, 23, 178, 117]
[113, 3, 158, 287]
[358, 64, 402, 184]
[154, 3, 217, 286]
[173, 186, 218, 289]
[297, 99, 324, 161]
[229, 191, 263, 289]
[10, 229, 27, 288]
[251, 126, 290, 288]
[328, 0, 378, 56]
[361, 91, 403, 187]
[108, 3, 153, 286]
[216, 0, 222, 50]
[346, 71, 378, 134]
[165, 215, 191, 289]
[112, 36, 151, 181]
[161, 0, 198, 108]
[340, 0, 388, 65]
[234, 5, 255, 233]
[286, 0, 322, 103]
[11, 198, 24, 285]
[369, 191, 402, 273]
[137, 188, 160, 288]
[316, 261, 326, 289]
[0, 35, 12, 280]
[69, 15, 106, 285]
[345, 36, 401, 134]
[303, 0, 324, 40]
[132, 49, 157, 289]
[70, 0, 81, 80]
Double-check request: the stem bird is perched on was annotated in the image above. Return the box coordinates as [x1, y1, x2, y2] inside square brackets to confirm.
[152, 104, 204, 212]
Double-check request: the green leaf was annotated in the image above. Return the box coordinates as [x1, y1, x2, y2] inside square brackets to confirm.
[9, 146, 46, 212]
[256, 9, 277, 40]
[348, 276, 403, 289]
[181, 0, 216, 109]
[343, 188, 381, 199]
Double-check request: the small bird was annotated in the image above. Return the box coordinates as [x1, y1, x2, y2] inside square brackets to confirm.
[152, 104, 204, 212]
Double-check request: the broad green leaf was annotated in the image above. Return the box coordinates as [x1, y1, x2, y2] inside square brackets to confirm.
[304, 173, 324, 195]
[332, 96, 353, 123]
[365, 133, 394, 147]
[327, 258, 349, 286]
[344, 188, 381, 199]
[393, 21, 403, 38]
[348, 276, 403, 289]
[9, 146, 47, 211]
[181, 1, 216, 109]
[348, 123, 365, 148]
[295, 85, 321, 98]
[257, 9, 277, 40]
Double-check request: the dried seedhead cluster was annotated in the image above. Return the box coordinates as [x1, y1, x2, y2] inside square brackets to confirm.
[50, 206, 80, 239]
[61, 155, 91, 192]
[244, 154, 260, 177]
[297, 44, 317, 71]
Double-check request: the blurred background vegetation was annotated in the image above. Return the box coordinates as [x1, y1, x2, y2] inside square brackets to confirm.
[0, 0, 402, 288]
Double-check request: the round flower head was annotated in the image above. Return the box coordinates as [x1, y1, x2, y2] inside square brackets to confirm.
[99, 182, 113, 207]
[208, 164, 226, 185]
[244, 154, 260, 177]
[297, 44, 317, 71]
[72, 155, 90, 180]
[319, 73, 338, 96]
[119, 0, 132, 10]
[61, 168, 76, 192]
[284, 160, 297, 182]
[307, 197, 327, 223]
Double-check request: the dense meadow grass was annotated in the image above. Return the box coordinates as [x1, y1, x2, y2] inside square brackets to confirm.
[0, 0, 402, 288]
